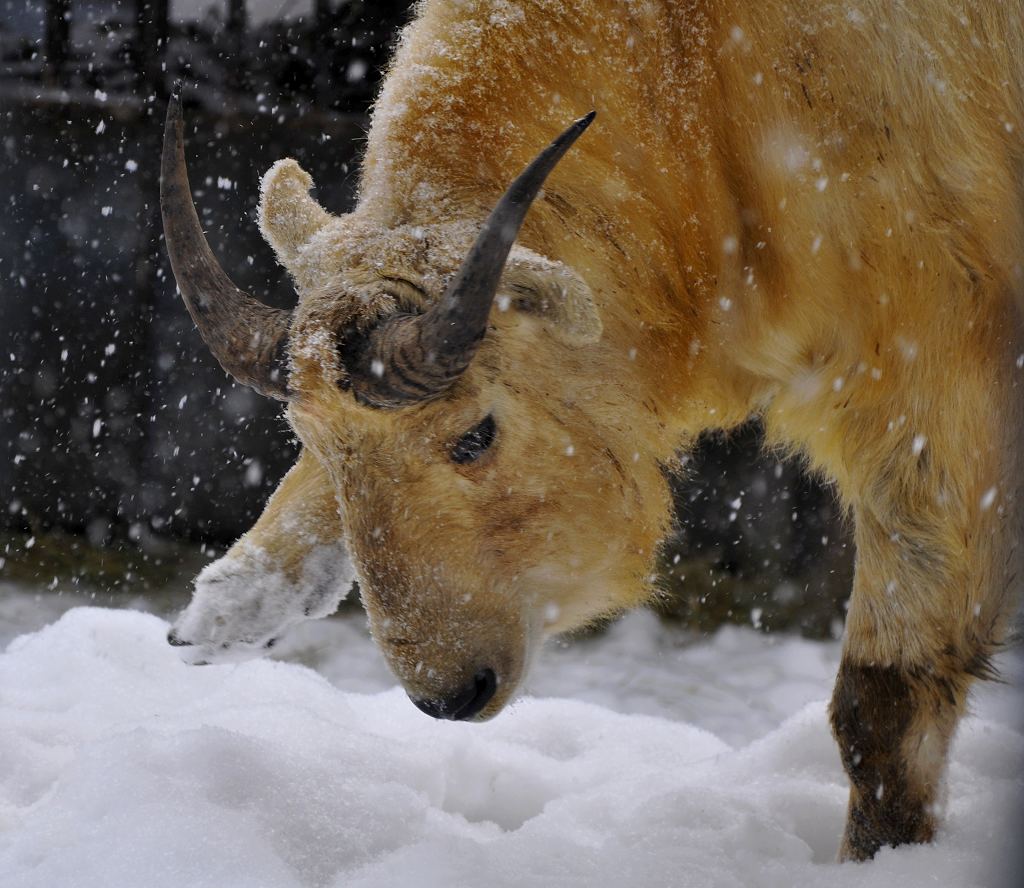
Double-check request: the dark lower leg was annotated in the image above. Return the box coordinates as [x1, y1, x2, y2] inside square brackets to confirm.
[829, 660, 962, 861]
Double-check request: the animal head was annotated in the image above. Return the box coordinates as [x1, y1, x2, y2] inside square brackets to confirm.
[161, 94, 669, 720]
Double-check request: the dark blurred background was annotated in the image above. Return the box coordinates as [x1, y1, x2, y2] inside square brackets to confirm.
[0, 0, 852, 635]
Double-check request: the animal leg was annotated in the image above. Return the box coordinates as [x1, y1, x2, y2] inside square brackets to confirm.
[830, 652, 965, 860]
[822, 308, 1024, 858]
[167, 450, 352, 663]
[829, 487, 1014, 860]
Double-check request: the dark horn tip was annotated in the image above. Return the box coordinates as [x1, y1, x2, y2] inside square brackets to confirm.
[548, 110, 596, 153]
[166, 88, 183, 123]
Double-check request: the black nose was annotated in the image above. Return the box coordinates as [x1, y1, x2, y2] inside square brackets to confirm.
[411, 668, 497, 721]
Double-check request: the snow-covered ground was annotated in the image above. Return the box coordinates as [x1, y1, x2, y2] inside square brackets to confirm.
[0, 586, 1021, 887]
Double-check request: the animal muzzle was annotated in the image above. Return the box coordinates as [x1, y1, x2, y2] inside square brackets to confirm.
[409, 667, 498, 721]
[375, 619, 528, 723]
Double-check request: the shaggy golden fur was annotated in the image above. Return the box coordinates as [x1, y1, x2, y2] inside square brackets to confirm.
[175, 0, 1023, 861]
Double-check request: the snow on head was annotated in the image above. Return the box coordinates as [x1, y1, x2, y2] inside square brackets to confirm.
[1, 607, 1021, 887]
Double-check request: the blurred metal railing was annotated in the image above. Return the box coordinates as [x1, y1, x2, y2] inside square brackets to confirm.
[7, 0, 413, 116]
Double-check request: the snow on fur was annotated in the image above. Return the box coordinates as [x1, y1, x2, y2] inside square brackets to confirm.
[170, 541, 353, 664]
[0, 604, 1020, 887]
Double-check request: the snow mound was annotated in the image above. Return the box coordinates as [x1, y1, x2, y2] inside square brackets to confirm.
[0, 607, 1020, 887]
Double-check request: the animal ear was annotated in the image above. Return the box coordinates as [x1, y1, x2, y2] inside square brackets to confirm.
[499, 247, 602, 345]
[258, 159, 333, 268]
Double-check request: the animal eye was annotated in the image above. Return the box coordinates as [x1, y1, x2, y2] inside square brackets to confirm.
[450, 414, 497, 464]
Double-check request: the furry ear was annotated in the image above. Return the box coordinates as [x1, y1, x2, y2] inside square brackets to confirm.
[499, 247, 602, 345]
[258, 159, 333, 268]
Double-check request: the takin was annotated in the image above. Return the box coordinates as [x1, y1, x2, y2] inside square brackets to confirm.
[163, 0, 1023, 863]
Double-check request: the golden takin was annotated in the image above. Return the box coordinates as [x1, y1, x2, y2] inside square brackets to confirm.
[163, 0, 1023, 862]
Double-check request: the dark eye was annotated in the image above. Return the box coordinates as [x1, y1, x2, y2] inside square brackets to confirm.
[450, 414, 497, 464]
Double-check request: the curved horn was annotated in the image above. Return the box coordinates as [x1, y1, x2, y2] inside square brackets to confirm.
[161, 89, 292, 400]
[348, 111, 596, 408]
